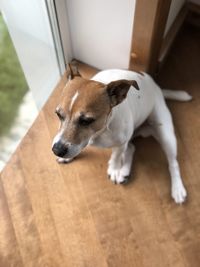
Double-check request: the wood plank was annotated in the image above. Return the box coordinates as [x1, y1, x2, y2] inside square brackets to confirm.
[129, 0, 171, 74]
[0, 177, 24, 267]
[157, 22, 200, 267]
[0, 23, 200, 267]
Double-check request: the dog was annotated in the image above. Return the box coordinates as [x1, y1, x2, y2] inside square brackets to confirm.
[52, 64, 192, 204]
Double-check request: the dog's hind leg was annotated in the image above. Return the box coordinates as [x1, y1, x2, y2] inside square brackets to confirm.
[108, 142, 135, 184]
[150, 97, 187, 204]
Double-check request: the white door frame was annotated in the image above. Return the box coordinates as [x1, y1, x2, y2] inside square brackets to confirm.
[49, 0, 73, 69]
[45, 0, 72, 74]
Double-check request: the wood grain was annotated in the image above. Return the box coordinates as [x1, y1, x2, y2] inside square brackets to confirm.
[129, 0, 172, 74]
[1, 24, 200, 267]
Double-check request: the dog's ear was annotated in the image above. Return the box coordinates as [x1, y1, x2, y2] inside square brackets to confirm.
[66, 63, 81, 80]
[106, 79, 139, 107]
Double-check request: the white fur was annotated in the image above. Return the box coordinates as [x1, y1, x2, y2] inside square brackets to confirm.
[69, 91, 79, 111]
[162, 89, 192, 101]
[52, 131, 63, 148]
[57, 157, 73, 164]
[88, 69, 189, 204]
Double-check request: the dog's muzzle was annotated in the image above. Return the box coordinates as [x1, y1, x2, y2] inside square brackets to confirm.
[52, 141, 68, 158]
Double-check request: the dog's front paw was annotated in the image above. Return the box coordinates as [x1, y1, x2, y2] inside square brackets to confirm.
[107, 166, 129, 184]
[171, 183, 187, 204]
[57, 157, 74, 164]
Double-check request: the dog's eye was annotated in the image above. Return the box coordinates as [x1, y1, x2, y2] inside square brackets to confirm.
[79, 117, 95, 126]
[55, 110, 65, 121]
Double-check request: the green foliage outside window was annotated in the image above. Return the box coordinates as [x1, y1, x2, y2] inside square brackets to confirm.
[0, 14, 28, 136]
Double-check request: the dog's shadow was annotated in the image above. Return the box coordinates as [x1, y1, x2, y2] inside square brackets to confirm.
[59, 137, 169, 187]
[127, 136, 168, 186]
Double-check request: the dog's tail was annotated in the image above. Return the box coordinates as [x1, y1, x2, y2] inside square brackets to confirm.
[162, 89, 192, 101]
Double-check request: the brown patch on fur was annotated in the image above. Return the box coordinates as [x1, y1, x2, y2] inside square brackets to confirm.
[55, 76, 139, 145]
[57, 77, 111, 144]
[66, 63, 81, 80]
[135, 71, 144, 76]
[106, 79, 139, 107]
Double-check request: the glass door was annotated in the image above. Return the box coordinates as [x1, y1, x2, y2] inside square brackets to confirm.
[0, 0, 67, 109]
[0, 0, 69, 170]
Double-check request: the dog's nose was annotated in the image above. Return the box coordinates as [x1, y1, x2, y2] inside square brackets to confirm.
[52, 142, 68, 157]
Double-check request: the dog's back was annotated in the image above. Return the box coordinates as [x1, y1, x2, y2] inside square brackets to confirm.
[92, 69, 158, 129]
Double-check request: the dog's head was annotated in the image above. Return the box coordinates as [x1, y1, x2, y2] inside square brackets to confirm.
[52, 64, 139, 159]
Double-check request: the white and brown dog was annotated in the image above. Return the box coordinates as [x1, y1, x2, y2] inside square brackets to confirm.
[52, 64, 192, 204]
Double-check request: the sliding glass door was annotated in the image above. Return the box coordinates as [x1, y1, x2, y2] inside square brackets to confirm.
[0, 0, 67, 109]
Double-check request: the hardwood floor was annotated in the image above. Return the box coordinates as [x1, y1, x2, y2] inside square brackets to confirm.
[0, 23, 200, 267]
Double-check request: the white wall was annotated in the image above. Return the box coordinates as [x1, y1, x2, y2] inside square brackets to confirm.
[0, 0, 189, 108]
[164, 0, 186, 36]
[0, 0, 61, 109]
[66, 0, 136, 70]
